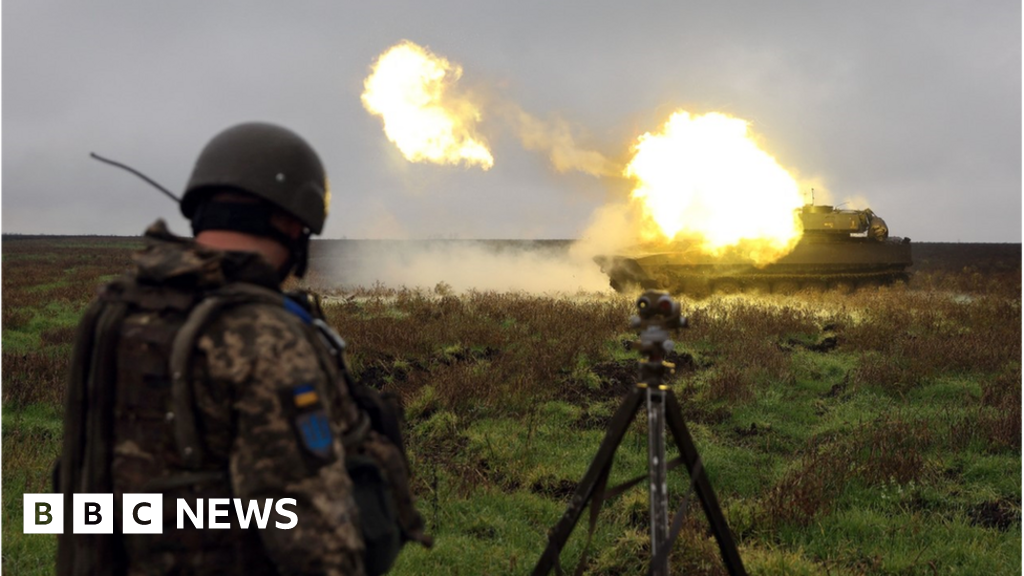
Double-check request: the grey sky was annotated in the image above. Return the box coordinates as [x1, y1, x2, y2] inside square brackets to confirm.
[3, 0, 1020, 242]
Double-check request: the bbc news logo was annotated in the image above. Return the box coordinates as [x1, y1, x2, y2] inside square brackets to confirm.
[24, 494, 298, 534]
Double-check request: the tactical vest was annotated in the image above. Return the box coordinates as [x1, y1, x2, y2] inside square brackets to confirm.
[57, 271, 427, 576]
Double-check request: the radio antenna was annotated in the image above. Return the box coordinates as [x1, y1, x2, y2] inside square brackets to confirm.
[89, 152, 180, 204]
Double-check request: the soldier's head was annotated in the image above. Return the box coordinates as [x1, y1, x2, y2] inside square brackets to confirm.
[180, 122, 329, 279]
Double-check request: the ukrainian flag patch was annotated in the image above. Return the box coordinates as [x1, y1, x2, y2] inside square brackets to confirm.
[291, 383, 333, 460]
[293, 383, 319, 408]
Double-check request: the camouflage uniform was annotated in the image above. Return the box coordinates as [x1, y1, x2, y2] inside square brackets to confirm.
[68, 221, 367, 576]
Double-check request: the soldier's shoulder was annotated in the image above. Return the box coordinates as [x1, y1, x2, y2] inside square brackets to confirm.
[196, 299, 323, 387]
[101, 219, 229, 292]
[202, 299, 309, 348]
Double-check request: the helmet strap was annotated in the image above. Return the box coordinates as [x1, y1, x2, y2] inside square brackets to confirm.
[290, 231, 312, 279]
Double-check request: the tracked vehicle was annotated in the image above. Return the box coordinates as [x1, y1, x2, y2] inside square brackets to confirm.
[595, 205, 912, 295]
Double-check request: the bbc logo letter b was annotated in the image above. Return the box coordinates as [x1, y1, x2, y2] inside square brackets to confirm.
[24, 494, 63, 534]
[74, 493, 114, 534]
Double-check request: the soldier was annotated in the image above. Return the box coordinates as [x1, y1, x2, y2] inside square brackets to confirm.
[57, 123, 425, 576]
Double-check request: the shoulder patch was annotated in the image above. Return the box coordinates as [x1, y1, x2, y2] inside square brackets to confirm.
[291, 383, 333, 459]
[293, 383, 319, 408]
[296, 410, 333, 459]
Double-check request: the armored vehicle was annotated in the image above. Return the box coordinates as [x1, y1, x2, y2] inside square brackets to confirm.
[595, 205, 912, 295]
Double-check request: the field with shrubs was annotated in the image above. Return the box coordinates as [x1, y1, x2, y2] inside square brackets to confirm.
[2, 236, 1020, 575]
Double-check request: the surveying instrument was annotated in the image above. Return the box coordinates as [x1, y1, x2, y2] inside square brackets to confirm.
[533, 291, 746, 576]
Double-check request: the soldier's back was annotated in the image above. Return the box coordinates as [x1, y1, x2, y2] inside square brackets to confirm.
[62, 222, 365, 576]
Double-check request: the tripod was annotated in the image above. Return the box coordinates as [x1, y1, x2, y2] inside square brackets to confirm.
[532, 291, 747, 576]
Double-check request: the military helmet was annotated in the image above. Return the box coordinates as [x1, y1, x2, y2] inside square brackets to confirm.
[180, 122, 329, 234]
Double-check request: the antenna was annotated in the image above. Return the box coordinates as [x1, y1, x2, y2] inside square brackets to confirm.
[89, 152, 180, 203]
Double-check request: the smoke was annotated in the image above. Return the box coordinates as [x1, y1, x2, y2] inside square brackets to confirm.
[508, 107, 618, 177]
[363, 41, 618, 179]
[793, 177, 832, 206]
[312, 240, 612, 294]
[570, 201, 647, 259]
[838, 195, 873, 210]
[792, 179, 875, 211]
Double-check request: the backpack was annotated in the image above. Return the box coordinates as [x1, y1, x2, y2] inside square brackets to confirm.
[56, 277, 428, 576]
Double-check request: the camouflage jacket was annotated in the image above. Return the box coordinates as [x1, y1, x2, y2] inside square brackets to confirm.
[63, 221, 367, 576]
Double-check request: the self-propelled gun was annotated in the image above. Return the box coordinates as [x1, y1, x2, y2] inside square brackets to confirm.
[595, 205, 912, 295]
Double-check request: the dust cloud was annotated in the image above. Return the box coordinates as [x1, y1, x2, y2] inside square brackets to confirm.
[570, 201, 647, 259]
[311, 240, 613, 294]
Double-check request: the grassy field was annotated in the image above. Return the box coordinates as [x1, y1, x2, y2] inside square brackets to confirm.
[2, 236, 1020, 575]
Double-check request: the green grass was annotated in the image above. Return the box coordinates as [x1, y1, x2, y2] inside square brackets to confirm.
[2, 404, 63, 575]
[25, 280, 73, 293]
[779, 506, 1020, 575]
[959, 454, 1022, 498]
[3, 301, 88, 354]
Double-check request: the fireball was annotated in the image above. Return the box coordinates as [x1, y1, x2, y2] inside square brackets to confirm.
[362, 41, 493, 170]
[625, 111, 805, 265]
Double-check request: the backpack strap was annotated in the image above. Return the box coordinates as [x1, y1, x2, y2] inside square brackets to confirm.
[169, 283, 284, 468]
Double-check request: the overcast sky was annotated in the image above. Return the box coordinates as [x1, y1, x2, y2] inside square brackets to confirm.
[3, 0, 1020, 242]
